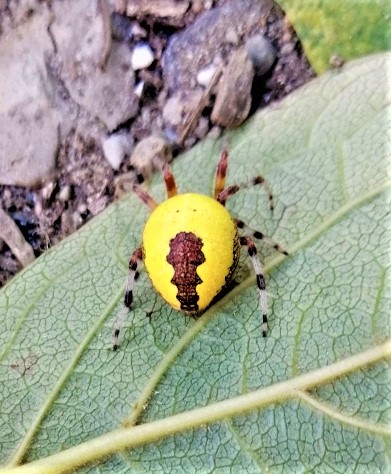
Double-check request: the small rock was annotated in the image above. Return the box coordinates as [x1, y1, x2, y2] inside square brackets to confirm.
[130, 136, 171, 177]
[183, 136, 197, 148]
[207, 126, 222, 140]
[225, 28, 239, 45]
[196, 64, 217, 87]
[163, 127, 179, 144]
[162, 96, 184, 126]
[77, 203, 88, 215]
[134, 81, 145, 98]
[88, 195, 108, 216]
[58, 185, 71, 202]
[245, 34, 276, 75]
[194, 116, 209, 139]
[329, 54, 345, 69]
[71, 211, 83, 229]
[131, 43, 154, 70]
[102, 133, 134, 170]
[280, 42, 295, 57]
[211, 48, 254, 129]
[61, 210, 77, 236]
[41, 182, 56, 202]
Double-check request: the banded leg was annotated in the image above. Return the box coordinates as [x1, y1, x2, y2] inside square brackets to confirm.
[213, 148, 229, 199]
[240, 236, 269, 337]
[131, 183, 158, 210]
[113, 247, 143, 351]
[162, 162, 178, 198]
[132, 160, 177, 208]
[217, 176, 274, 211]
[235, 219, 289, 256]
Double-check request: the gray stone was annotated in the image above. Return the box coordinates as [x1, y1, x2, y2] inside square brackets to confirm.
[163, 0, 280, 92]
[51, 0, 139, 131]
[0, 6, 59, 186]
[245, 34, 276, 75]
[0, 0, 140, 187]
[0, 102, 61, 186]
[211, 48, 254, 128]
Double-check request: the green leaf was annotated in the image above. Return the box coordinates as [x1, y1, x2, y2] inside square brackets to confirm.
[1, 53, 390, 473]
[276, 0, 391, 73]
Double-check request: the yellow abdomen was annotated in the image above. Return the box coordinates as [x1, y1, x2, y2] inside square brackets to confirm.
[142, 193, 239, 312]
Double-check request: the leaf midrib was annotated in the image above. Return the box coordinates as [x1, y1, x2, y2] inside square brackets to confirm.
[5, 339, 391, 474]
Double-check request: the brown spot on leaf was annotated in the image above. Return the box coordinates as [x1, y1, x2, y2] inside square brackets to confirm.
[10, 352, 39, 376]
[166, 232, 205, 312]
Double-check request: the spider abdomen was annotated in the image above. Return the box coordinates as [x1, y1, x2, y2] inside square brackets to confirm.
[143, 193, 239, 312]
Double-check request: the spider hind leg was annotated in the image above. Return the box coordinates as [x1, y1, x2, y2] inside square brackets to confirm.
[113, 247, 143, 351]
[240, 236, 268, 337]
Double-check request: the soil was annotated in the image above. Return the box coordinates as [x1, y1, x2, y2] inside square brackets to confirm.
[0, 0, 314, 287]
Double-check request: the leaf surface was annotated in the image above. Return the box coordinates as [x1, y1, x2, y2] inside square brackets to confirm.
[277, 0, 391, 73]
[1, 53, 390, 473]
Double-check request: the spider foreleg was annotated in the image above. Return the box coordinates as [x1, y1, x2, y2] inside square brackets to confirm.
[213, 147, 229, 199]
[162, 162, 178, 198]
[132, 183, 158, 210]
[217, 176, 274, 211]
[235, 219, 288, 255]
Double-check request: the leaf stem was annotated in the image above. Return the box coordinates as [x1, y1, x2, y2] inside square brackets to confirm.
[2, 339, 390, 474]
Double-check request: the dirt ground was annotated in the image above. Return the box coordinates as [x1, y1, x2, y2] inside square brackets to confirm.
[0, 0, 314, 287]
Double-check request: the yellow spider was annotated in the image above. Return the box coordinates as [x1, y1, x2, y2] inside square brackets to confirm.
[113, 148, 287, 350]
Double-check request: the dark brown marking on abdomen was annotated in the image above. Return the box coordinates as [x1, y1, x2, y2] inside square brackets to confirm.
[225, 230, 240, 285]
[166, 232, 206, 312]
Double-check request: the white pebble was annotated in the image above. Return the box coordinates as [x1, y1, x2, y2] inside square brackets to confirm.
[131, 43, 154, 70]
[102, 134, 133, 170]
[58, 185, 71, 202]
[162, 96, 183, 126]
[134, 81, 145, 98]
[196, 64, 217, 87]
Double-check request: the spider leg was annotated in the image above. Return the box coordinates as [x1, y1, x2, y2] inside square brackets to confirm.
[235, 219, 288, 255]
[113, 247, 143, 351]
[240, 236, 268, 337]
[217, 176, 274, 211]
[131, 183, 158, 210]
[162, 162, 178, 198]
[213, 148, 229, 199]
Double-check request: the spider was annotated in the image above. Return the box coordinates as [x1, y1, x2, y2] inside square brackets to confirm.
[113, 147, 287, 350]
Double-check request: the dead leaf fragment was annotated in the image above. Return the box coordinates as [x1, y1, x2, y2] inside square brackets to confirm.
[0, 208, 35, 267]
